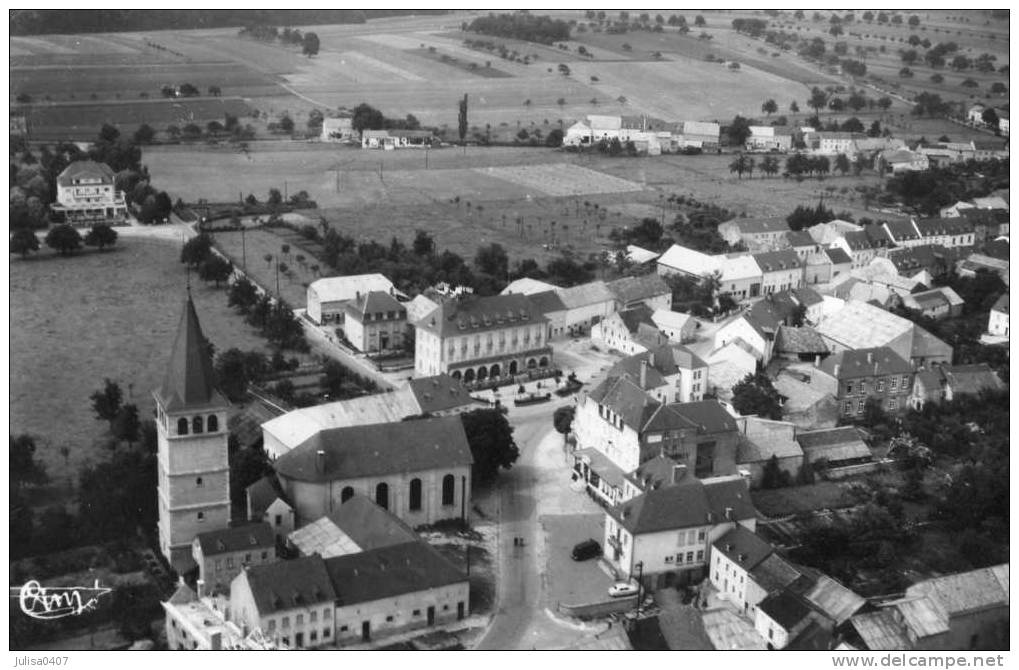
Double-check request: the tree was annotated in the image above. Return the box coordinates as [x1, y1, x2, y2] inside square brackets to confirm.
[727, 115, 752, 146]
[279, 115, 294, 133]
[84, 223, 118, 251]
[877, 96, 893, 112]
[11, 434, 47, 489]
[761, 455, 792, 489]
[553, 405, 575, 445]
[77, 446, 156, 542]
[790, 101, 799, 113]
[132, 123, 155, 145]
[761, 99, 778, 116]
[694, 15, 705, 26]
[112, 403, 140, 445]
[412, 229, 435, 256]
[808, 87, 828, 113]
[214, 348, 268, 402]
[828, 97, 845, 112]
[460, 408, 520, 484]
[302, 31, 320, 57]
[44, 224, 82, 256]
[760, 155, 780, 178]
[90, 378, 123, 429]
[475, 243, 509, 279]
[229, 442, 273, 512]
[729, 154, 749, 179]
[10, 229, 40, 257]
[458, 94, 469, 144]
[199, 255, 234, 287]
[228, 276, 259, 313]
[990, 82, 1007, 95]
[847, 91, 868, 112]
[834, 153, 851, 176]
[350, 103, 385, 133]
[981, 107, 1000, 130]
[180, 232, 213, 268]
[731, 372, 783, 420]
[545, 127, 564, 147]
[268, 188, 283, 206]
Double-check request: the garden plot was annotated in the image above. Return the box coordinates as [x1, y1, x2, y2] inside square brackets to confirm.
[478, 163, 645, 197]
[286, 50, 426, 87]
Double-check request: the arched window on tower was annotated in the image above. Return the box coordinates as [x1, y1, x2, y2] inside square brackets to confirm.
[207, 415, 219, 432]
[341, 486, 354, 503]
[442, 474, 455, 506]
[409, 478, 422, 511]
[192, 416, 204, 434]
[375, 482, 389, 510]
[177, 418, 189, 435]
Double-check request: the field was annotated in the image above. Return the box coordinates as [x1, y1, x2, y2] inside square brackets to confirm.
[9, 238, 277, 479]
[213, 227, 322, 307]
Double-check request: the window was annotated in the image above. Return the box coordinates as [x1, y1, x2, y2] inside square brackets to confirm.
[902, 375, 910, 388]
[413, 609, 421, 616]
[697, 550, 704, 562]
[323, 628, 330, 638]
[341, 486, 355, 503]
[409, 478, 422, 511]
[275, 514, 283, 526]
[385, 615, 394, 622]
[686, 551, 694, 563]
[282, 616, 290, 628]
[340, 625, 348, 633]
[843, 402, 853, 414]
[443, 605, 449, 611]
[375, 482, 389, 510]
[310, 611, 317, 623]
[665, 555, 675, 564]
[226, 557, 234, 569]
[877, 379, 884, 392]
[845, 382, 853, 395]
[296, 614, 303, 625]
[697, 530, 706, 542]
[442, 474, 456, 506]
[245, 553, 251, 563]
[192, 416, 203, 434]
[196, 477, 204, 487]
[207, 415, 219, 432]
[261, 551, 268, 560]
[890, 377, 898, 391]
[310, 631, 318, 643]
[676, 553, 684, 565]
[887, 398, 898, 411]
[215, 559, 221, 572]
[197, 512, 205, 522]
[177, 418, 189, 435]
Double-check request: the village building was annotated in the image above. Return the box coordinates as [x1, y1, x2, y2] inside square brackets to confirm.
[985, 293, 1009, 340]
[830, 226, 894, 269]
[804, 131, 865, 156]
[794, 426, 873, 473]
[755, 565, 865, 650]
[911, 217, 977, 248]
[321, 117, 354, 142]
[606, 273, 672, 312]
[287, 494, 419, 558]
[752, 249, 804, 295]
[714, 313, 774, 363]
[51, 160, 129, 225]
[271, 416, 473, 528]
[808, 347, 915, 418]
[705, 339, 759, 401]
[154, 295, 233, 573]
[656, 244, 720, 279]
[651, 308, 698, 344]
[246, 475, 295, 543]
[745, 126, 793, 152]
[163, 582, 279, 650]
[361, 129, 433, 149]
[806, 219, 861, 246]
[192, 523, 276, 595]
[592, 304, 669, 355]
[341, 290, 407, 353]
[625, 244, 661, 267]
[718, 217, 789, 251]
[605, 343, 709, 404]
[823, 247, 853, 283]
[734, 416, 803, 487]
[910, 363, 1004, 410]
[816, 299, 953, 367]
[413, 293, 551, 382]
[500, 277, 560, 296]
[554, 280, 617, 336]
[604, 475, 756, 587]
[880, 148, 930, 173]
[844, 564, 1008, 651]
[899, 286, 964, 320]
[774, 326, 829, 363]
[306, 274, 397, 325]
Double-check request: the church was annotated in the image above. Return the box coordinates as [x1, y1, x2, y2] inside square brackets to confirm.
[154, 294, 232, 573]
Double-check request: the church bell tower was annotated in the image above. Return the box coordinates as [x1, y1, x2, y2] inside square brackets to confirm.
[153, 293, 231, 574]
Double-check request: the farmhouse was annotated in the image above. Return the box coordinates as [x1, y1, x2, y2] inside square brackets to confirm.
[321, 116, 354, 142]
[910, 363, 1004, 410]
[51, 160, 128, 225]
[746, 126, 793, 153]
[606, 273, 672, 311]
[362, 129, 433, 149]
[900, 286, 964, 320]
[804, 131, 865, 156]
[306, 274, 397, 325]
[651, 308, 698, 344]
[880, 148, 929, 174]
[555, 280, 618, 335]
[679, 120, 722, 149]
[795, 426, 873, 472]
[718, 216, 789, 250]
[592, 304, 668, 356]
[413, 292, 552, 383]
[605, 343, 709, 404]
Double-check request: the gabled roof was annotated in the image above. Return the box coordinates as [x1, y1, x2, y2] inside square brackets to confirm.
[651, 308, 696, 335]
[500, 277, 560, 296]
[405, 374, 480, 415]
[914, 217, 975, 237]
[785, 230, 816, 248]
[682, 120, 720, 137]
[616, 304, 657, 334]
[736, 416, 802, 463]
[155, 294, 229, 412]
[607, 273, 671, 305]
[626, 455, 688, 490]
[557, 280, 615, 309]
[819, 347, 912, 379]
[750, 553, 803, 594]
[657, 244, 720, 276]
[753, 249, 803, 272]
[941, 364, 1004, 396]
[343, 290, 404, 320]
[904, 564, 1009, 618]
[196, 522, 275, 556]
[884, 219, 921, 241]
[850, 609, 915, 651]
[626, 244, 661, 265]
[825, 247, 852, 265]
[759, 589, 813, 629]
[816, 300, 913, 350]
[522, 290, 567, 316]
[608, 476, 755, 535]
[328, 494, 420, 551]
[586, 375, 661, 431]
[992, 293, 1008, 313]
[56, 160, 115, 186]
[608, 344, 707, 388]
[325, 541, 466, 607]
[242, 555, 336, 615]
[416, 293, 547, 337]
[713, 525, 774, 572]
[719, 254, 762, 281]
[722, 217, 789, 236]
[775, 326, 829, 354]
[309, 274, 394, 304]
[261, 393, 421, 450]
[911, 324, 952, 360]
[792, 287, 824, 307]
[288, 516, 363, 558]
[274, 416, 473, 483]
[789, 568, 866, 625]
[247, 475, 290, 519]
[795, 426, 871, 463]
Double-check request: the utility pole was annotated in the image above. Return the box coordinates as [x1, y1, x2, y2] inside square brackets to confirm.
[634, 561, 644, 619]
[284, 180, 288, 202]
[241, 226, 247, 270]
[275, 259, 280, 297]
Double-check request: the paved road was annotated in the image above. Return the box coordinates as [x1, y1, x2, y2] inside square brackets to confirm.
[475, 397, 593, 650]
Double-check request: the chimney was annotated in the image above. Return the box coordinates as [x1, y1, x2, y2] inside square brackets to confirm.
[210, 631, 222, 651]
[316, 449, 326, 473]
[671, 464, 686, 484]
[867, 351, 873, 364]
[814, 354, 821, 367]
[833, 363, 841, 377]
[639, 359, 648, 388]
[196, 579, 205, 599]
[649, 350, 656, 367]
[738, 553, 747, 563]
[725, 507, 734, 521]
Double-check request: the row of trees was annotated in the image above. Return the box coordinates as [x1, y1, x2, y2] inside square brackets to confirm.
[11, 223, 118, 258]
[238, 24, 320, 56]
[466, 13, 571, 44]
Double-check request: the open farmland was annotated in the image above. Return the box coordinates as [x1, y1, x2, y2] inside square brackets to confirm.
[9, 237, 278, 479]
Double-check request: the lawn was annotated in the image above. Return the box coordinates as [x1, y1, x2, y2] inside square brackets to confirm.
[9, 237, 273, 481]
[751, 480, 855, 517]
[212, 228, 321, 308]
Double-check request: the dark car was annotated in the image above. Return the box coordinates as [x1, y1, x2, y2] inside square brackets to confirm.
[571, 538, 602, 561]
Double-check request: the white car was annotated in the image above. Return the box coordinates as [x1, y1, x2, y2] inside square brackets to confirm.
[608, 582, 639, 598]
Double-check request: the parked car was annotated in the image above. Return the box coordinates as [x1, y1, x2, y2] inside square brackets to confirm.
[571, 538, 602, 561]
[608, 582, 640, 598]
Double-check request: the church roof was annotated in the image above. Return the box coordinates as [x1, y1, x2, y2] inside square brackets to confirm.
[155, 294, 228, 412]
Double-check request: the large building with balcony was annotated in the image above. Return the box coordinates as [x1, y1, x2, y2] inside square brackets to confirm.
[413, 293, 552, 384]
[52, 160, 128, 225]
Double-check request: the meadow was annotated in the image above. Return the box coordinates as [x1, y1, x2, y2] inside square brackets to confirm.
[9, 238, 274, 478]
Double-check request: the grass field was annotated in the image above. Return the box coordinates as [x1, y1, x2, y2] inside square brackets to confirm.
[212, 228, 321, 307]
[9, 238, 276, 479]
